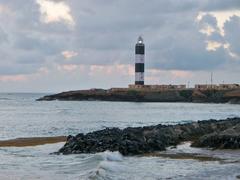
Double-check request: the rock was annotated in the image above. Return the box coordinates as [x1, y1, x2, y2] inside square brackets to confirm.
[192, 124, 240, 149]
[58, 118, 240, 155]
[192, 90, 207, 103]
[36, 88, 240, 104]
[224, 90, 240, 98]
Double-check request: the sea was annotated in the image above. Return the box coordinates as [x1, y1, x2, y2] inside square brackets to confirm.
[0, 93, 240, 180]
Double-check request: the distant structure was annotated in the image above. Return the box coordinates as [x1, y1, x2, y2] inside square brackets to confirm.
[135, 36, 145, 85]
[130, 36, 186, 90]
[128, 84, 186, 91]
[195, 84, 240, 90]
[123, 36, 240, 92]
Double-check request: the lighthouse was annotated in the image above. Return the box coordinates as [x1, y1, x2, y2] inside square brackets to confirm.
[135, 36, 145, 85]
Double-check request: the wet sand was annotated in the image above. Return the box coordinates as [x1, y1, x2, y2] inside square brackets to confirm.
[143, 152, 223, 162]
[0, 136, 67, 147]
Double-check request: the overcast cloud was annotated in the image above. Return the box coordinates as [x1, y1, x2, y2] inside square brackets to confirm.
[0, 0, 239, 92]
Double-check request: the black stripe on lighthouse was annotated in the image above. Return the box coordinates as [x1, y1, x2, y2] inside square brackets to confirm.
[135, 45, 145, 54]
[135, 63, 144, 72]
[135, 36, 145, 85]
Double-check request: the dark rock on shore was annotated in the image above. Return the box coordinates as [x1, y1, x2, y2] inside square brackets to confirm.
[192, 124, 240, 149]
[58, 118, 240, 155]
[37, 88, 240, 104]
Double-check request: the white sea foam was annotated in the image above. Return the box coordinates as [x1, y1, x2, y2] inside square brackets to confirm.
[98, 161, 124, 173]
[86, 151, 125, 179]
[101, 150, 123, 162]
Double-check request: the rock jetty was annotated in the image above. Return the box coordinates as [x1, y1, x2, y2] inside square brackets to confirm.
[37, 88, 240, 104]
[58, 118, 240, 155]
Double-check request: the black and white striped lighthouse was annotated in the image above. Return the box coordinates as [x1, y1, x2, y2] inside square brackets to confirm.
[135, 36, 145, 85]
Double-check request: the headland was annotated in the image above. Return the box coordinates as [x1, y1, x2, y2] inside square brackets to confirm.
[37, 84, 240, 104]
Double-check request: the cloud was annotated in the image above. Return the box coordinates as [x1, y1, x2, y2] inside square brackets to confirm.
[201, 0, 240, 11]
[14, 33, 63, 55]
[145, 69, 193, 85]
[206, 41, 223, 51]
[197, 11, 240, 61]
[224, 16, 240, 58]
[199, 26, 215, 36]
[148, 19, 228, 71]
[170, 70, 193, 79]
[197, 14, 219, 36]
[0, 4, 10, 15]
[89, 64, 134, 77]
[0, 75, 28, 82]
[62, 50, 78, 59]
[0, 27, 8, 44]
[57, 64, 78, 72]
[36, 0, 75, 26]
[0, 0, 240, 91]
[197, 10, 240, 35]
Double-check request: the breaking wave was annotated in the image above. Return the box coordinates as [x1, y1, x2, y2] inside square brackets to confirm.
[82, 151, 124, 180]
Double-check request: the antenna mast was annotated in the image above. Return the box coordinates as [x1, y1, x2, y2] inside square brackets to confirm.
[211, 72, 213, 89]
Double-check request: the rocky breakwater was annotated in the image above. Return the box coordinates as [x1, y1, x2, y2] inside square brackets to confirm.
[192, 123, 240, 149]
[58, 118, 240, 155]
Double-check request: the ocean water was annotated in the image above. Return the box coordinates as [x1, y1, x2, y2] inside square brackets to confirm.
[0, 93, 240, 179]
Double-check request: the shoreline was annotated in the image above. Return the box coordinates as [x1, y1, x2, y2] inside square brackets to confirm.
[1, 137, 240, 164]
[37, 88, 240, 104]
[0, 136, 67, 147]
[1, 118, 239, 159]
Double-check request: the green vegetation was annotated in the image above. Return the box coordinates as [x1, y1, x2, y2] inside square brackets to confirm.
[179, 90, 193, 99]
[127, 90, 140, 96]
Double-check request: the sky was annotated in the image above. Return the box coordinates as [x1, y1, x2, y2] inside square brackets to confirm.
[0, 0, 239, 92]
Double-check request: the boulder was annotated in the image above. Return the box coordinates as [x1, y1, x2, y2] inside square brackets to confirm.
[58, 118, 240, 155]
[192, 124, 240, 149]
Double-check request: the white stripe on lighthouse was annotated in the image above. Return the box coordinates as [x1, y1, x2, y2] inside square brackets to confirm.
[135, 54, 145, 63]
[135, 72, 144, 82]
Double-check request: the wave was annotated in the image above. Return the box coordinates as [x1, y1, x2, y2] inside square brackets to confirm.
[101, 151, 123, 162]
[0, 98, 11, 101]
[84, 151, 124, 180]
